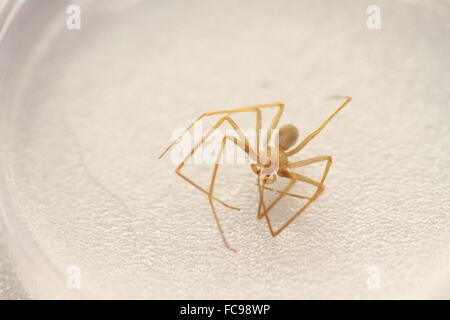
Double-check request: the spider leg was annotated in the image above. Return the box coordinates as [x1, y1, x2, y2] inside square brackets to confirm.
[288, 155, 333, 185]
[175, 114, 258, 211]
[256, 175, 267, 219]
[264, 103, 284, 147]
[254, 177, 313, 220]
[159, 103, 284, 160]
[256, 156, 331, 219]
[259, 185, 312, 200]
[209, 135, 257, 252]
[261, 171, 324, 236]
[255, 180, 313, 220]
[286, 96, 351, 157]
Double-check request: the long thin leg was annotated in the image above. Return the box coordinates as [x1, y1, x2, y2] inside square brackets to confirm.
[256, 157, 331, 220]
[254, 166, 316, 219]
[286, 96, 351, 157]
[261, 171, 324, 236]
[264, 103, 285, 147]
[256, 175, 267, 218]
[252, 165, 277, 219]
[159, 103, 284, 161]
[256, 179, 313, 220]
[176, 115, 258, 211]
[209, 135, 257, 252]
[288, 155, 333, 185]
[259, 185, 312, 200]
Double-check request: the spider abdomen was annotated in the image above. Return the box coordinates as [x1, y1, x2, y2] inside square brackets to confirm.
[279, 124, 299, 151]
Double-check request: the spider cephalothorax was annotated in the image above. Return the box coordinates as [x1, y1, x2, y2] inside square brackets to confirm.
[251, 123, 299, 184]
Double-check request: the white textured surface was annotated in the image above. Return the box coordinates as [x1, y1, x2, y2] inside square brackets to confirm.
[2, 0, 450, 298]
[0, 224, 27, 299]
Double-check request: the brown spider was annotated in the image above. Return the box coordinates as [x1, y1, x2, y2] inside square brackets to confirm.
[159, 95, 352, 251]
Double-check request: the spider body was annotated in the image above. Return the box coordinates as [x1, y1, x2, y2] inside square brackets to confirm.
[251, 123, 298, 184]
[159, 96, 352, 251]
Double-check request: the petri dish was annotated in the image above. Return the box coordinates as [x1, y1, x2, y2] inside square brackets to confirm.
[0, 0, 449, 298]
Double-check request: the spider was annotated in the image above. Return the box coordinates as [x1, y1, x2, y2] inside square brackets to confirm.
[159, 95, 352, 251]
